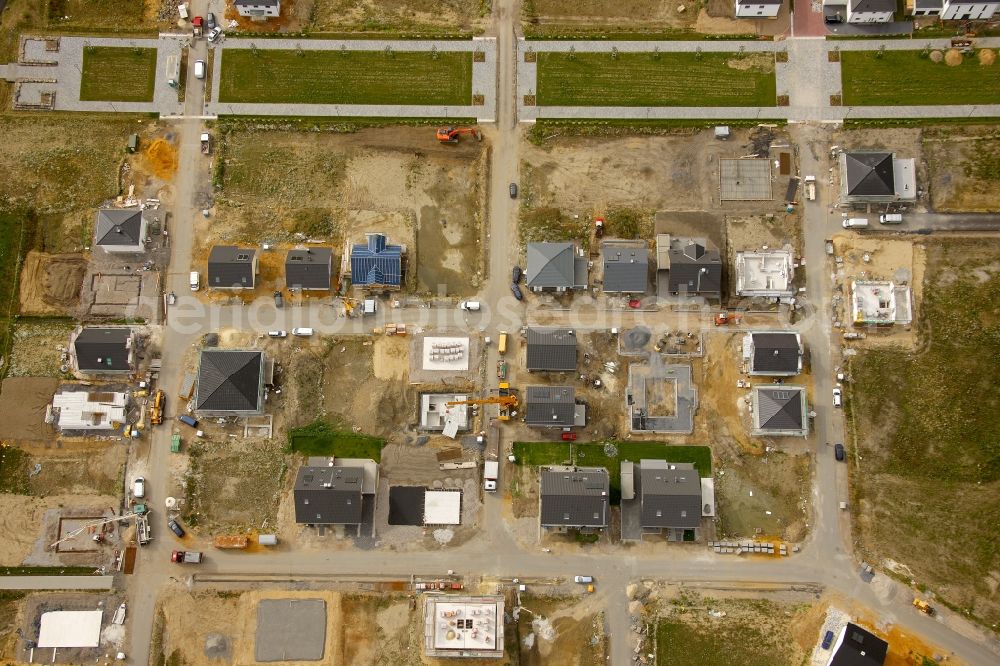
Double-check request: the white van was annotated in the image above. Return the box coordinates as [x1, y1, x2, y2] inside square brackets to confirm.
[194, 60, 206, 79]
[459, 300, 481, 311]
[292, 328, 314, 337]
[178, 3, 189, 20]
[879, 213, 903, 225]
[189, 271, 200, 291]
[843, 218, 869, 229]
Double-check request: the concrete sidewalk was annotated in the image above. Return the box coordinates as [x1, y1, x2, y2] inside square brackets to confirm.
[0, 575, 115, 590]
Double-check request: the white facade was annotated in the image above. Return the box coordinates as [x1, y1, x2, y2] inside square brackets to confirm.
[234, 0, 281, 18]
[50, 390, 127, 431]
[735, 249, 795, 298]
[735, 0, 782, 17]
[942, 1, 999, 18]
[848, 8, 894, 21]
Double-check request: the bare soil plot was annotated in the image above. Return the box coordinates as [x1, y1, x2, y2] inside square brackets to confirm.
[0, 377, 59, 440]
[213, 125, 487, 296]
[848, 238, 1000, 628]
[152, 589, 243, 666]
[7, 318, 76, 377]
[18, 252, 87, 316]
[923, 127, 1000, 212]
[516, 592, 606, 666]
[525, 0, 750, 37]
[310, 0, 486, 34]
[339, 593, 422, 665]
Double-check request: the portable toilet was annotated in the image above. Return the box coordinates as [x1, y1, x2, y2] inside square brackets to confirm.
[127, 134, 139, 153]
[258, 534, 278, 546]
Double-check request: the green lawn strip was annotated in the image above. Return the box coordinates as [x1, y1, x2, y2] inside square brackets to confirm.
[0, 444, 31, 494]
[287, 420, 385, 462]
[656, 613, 784, 666]
[218, 50, 472, 105]
[536, 52, 776, 107]
[80, 46, 157, 102]
[840, 50, 1000, 106]
[513, 441, 711, 505]
[0, 210, 29, 376]
[0, 566, 96, 576]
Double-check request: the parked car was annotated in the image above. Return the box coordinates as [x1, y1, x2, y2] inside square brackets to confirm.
[879, 213, 903, 225]
[292, 327, 314, 337]
[509, 183, 518, 198]
[268, 330, 287, 338]
[133, 477, 145, 499]
[843, 218, 869, 229]
[822, 630, 835, 650]
[510, 283, 523, 301]
[273, 291, 283, 308]
[207, 27, 223, 43]
[573, 575, 593, 584]
[167, 519, 186, 538]
[171, 550, 202, 564]
[177, 415, 199, 428]
[561, 432, 577, 441]
[834, 443, 845, 461]
[512, 265, 522, 283]
[459, 300, 481, 311]
[194, 60, 206, 79]
[832, 387, 842, 408]
[189, 271, 200, 291]
[206, 12, 216, 29]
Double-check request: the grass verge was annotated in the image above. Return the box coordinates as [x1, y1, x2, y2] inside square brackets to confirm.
[218, 50, 472, 105]
[0, 565, 95, 575]
[0, 210, 31, 375]
[79, 46, 157, 102]
[288, 420, 386, 462]
[513, 441, 711, 504]
[841, 50, 1000, 106]
[536, 51, 776, 107]
[527, 119, 786, 144]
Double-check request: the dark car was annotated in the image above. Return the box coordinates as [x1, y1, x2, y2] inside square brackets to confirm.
[510, 283, 523, 301]
[822, 630, 835, 649]
[512, 265, 522, 284]
[206, 12, 217, 29]
[834, 443, 845, 461]
[274, 291, 283, 308]
[509, 183, 518, 198]
[177, 415, 199, 428]
[167, 519, 186, 538]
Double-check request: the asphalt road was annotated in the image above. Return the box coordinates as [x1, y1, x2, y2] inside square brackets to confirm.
[109, 3, 1000, 664]
[863, 212, 1000, 233]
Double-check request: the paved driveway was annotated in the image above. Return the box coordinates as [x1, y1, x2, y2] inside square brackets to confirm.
[792, 0, 829, 37]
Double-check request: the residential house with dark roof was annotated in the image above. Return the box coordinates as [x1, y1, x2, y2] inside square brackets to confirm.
[665, 237, 722, 299]
[751, 385, 808, 437]
[285, 247, 332, 291]
[822, 0, 894, 21]
[526, 328, 577, 372]
[348, 233, 403, 290]
[838, 151, 916, 203]
[525, 386, 586, 428]
[735, 0, 783, 18]
[744, 332, 803, 376]
[526, 242, 588, 292]
[208, 246, 258, 290]
[638, 460, 703, 538]
[601, 244, 648, 293]
[70, 327, 135, 375]
[234, 0, 281, 18]
[194, 349, 265, 416]
[540, 466, 609, 532]
[94, 209, 147, 253]
[827, 623, 888, 666]
[293, 465, 365, 528]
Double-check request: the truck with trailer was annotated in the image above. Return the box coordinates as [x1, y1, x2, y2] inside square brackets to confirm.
[171, 550, 203, 564]
[200, 133, 211, 155]
[483, 420, 500, 492]
[804, 175, 816, 201]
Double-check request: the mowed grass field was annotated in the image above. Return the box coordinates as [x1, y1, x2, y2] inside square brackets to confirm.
[841, 51, 1000, 106]
[848, 239, 1000, 626]
[79, 46, 157, 102]
[536, 52, 776, 107]
[218, 50, 473, 105]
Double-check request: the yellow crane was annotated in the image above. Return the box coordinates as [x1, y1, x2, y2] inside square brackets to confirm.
[447, 383, 518, 421]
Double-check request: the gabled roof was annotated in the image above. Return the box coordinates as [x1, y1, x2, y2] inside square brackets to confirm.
[850, 0, 895, 12]
[235, 0, 279, 6]
[95, 209, 144, 248]
[830, 623, 888, 666]
[540, 467, 609, 527]
[285, 248, 332, 290]
[74, 327, 132, 372]
[526, 328, 577, 371]
[749, 332, 802, 374]
[293, 465, 364, 525]
[639, 460, 702, 529]
[195, 350, 264, 413]
[525, 385, 577, 426]
[739, 0, 782, 4]
[526, 242, 586, 289]
[844, 152, 895, 197]
[668, 239, 722, 296]
[208, 246, 256, 288]
[602, 245, 648, 293]
[350, 234, 402, 287]
[755, 386, 804, 431]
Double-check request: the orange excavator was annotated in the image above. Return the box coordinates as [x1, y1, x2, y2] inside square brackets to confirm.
[447, 382, 518, 420]
[436, 126, 482, 144]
